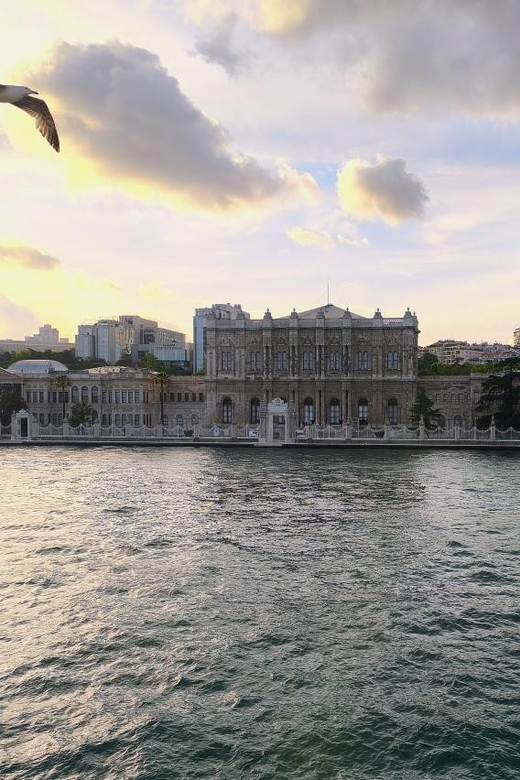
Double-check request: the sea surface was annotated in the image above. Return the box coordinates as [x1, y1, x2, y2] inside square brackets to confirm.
[1, 447, 519, 779]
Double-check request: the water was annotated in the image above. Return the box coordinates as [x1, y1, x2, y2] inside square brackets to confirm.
[1, 447, 519, 779]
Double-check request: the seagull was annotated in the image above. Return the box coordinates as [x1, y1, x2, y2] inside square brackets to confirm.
[0, 84, 59, 152]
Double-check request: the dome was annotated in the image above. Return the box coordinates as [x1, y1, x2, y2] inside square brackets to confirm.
[7, 359, 69, 375]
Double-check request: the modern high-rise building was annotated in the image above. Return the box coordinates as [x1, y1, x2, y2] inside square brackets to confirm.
[193, 303, 249, 373]
[514, 327, 520, 348]
[75, 316, 188, 366]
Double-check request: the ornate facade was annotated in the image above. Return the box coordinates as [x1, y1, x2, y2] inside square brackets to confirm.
[0, 307, 491, 439]
[204, 304, 420, 427]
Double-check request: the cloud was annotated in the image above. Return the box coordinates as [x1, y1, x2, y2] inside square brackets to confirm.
[192, 13, 249, 76]
[0, 243, 61, 270]
[337, 156, 429, 226]
[0, 296, 39, 338]
[187, 0, 520, 118]
[288, 226, 367, 249]
[24, 40, 317, 212]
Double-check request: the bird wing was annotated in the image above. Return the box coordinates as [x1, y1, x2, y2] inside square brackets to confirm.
[13, 95, 60, 152]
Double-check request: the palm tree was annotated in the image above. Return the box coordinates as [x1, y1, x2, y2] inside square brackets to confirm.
[54, 374, 71, 421]
[153, 369, 170, 426]
[69, 400, 96, 427]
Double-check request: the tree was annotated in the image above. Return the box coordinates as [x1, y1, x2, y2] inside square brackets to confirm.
[116, 349, 133, 367]
[152, 370, 170, 425]
[409, 388, 442, 429]
[475, 359, 520, 430]
[0, 389, 26, 426]
[54, 374, 71, 420]
[418, 352, 438, 371]
[145, 352, 159, 372]
[68, 400, 96, 427]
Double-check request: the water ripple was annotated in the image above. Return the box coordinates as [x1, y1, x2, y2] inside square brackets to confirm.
[0, 447, 519, 778]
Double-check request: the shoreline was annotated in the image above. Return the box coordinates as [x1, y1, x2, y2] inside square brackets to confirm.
[2, 438, 520, 450]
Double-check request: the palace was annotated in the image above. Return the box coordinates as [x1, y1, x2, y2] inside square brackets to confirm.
[0, 304, 488, 440]
[204, 303, 419, 428]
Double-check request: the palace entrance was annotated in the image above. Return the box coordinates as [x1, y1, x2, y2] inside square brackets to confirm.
[259, 397, 297, 444]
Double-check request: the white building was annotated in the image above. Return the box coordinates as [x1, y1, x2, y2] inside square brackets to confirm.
[0, 323, 72, 354]
[75, 315, 188, 366]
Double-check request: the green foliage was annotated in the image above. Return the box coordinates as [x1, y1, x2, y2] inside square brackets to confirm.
[145, 353, 159, 371]
[418, 352, 438, 371]
[418, 362, 472, 376]
[0, 389, 27, 425]
[475, 361, 520, 429]
[68, 400, 96, 427]
[116, 349, 134, 367]
[409, 388, 442, 429]
[0, 348, 107, 371]
[193, 368, 205, 376]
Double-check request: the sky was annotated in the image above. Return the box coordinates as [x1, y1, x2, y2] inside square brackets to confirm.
[1, 0, 519, 346]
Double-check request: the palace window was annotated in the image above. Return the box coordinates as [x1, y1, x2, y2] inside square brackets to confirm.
[222, 397, 233, 424]
[192, 393, 197, 402]
[198, 393, 204, 402]
[329, 398, 340, 425]
[277, 351, 288, 370]
[115, 391, 120, 403]
[190, 414, 199, 426]
[221, 351, 233, 371]
[358, 351, 369, 370]
[302, 351, 315, 371]
[134, 414, 140, 426]
[250, 397, 260, 424]
[250, 351, 261, 371]
[358, 398, 369, 424]
[81, 386, 89, 402]
[184, 393, 189, 402]
[91, 386, 99, 404]
[115, 414, 121, 427]
[177, 392, 182, 402]
[387, 398, 399, 425]
[329, 351, 341, 371]
[72, 386, 79, 402]
[303, 397, 314, 424]
[176, 414, 184, 427]
[121, 390, 127, 403]
[135, 390, 140, 403]
[387, 351, 399, 370]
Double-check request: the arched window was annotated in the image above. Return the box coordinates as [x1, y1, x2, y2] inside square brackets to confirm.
[91, 385, 99, 403]
[134, 414, 140, 426]
[387, 351, 399, 370]
[81, 386, 89, 402]
[222, 397, 233, 424]
[387, 398, 399, 425]
[358, 398, 369, 424]
[250, 397, 260, 424]
[329, 351, 341, 370]
[184, 392, 189, 402]
[453, 415, 463, 428]
[115, 414, 121, 427]
[176, 414, 184, 427]
[250, 351, 261, 371]
[329, 398, 340, 425]
[190, 413, 199, 426]
[71, 385, 79, 402]
[198, 393, 204, 402]
[303, 397, 314, 424]
[357, 351, 369, 370]
[163, 414, 169, 427]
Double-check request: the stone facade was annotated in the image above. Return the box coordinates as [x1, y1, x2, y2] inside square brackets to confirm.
[204, 303, 420, 427]
[0, 306, 492, 436]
